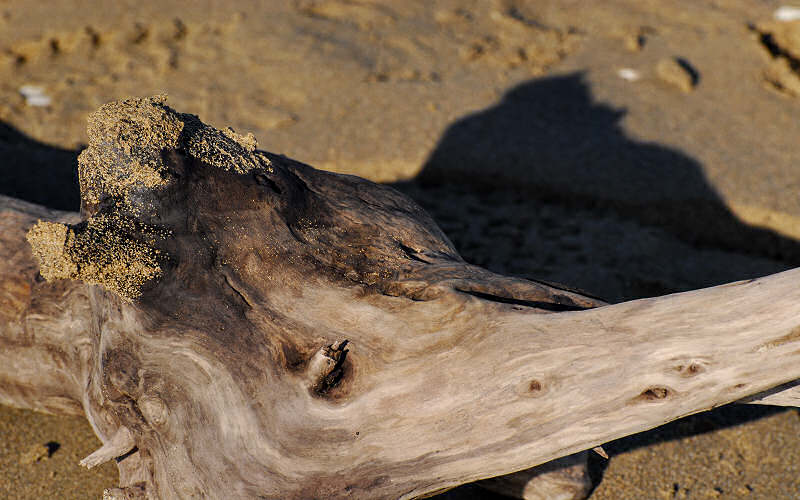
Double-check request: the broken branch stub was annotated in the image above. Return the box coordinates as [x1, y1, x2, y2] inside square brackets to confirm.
[2, 96, 800, 500]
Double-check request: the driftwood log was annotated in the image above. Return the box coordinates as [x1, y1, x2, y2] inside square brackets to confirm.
[2, 96, 800, 499]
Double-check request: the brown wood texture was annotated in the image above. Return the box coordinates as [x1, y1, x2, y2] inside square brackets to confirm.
[2, 97, 800, 499]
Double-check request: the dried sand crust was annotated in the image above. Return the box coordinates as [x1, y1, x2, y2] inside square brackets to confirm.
[77, 95, 181, 209]
[26, 216, 163, 300]
[26, 96, 272, 300]
[79, 95, 266, 211]
[1, 0, 800, 499]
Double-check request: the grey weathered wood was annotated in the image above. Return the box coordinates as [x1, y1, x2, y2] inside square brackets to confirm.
[2, 96, 800, 500]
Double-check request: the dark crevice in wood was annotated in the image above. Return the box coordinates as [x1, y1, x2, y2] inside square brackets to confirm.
[313, 340, 349, 396]
[221, 271, 253, 309]
[397, 242, 432, 264]
[115, 446, 139, 463]
[286, 222, 309, 245]
[528, 278, 607, 305]
[455, 288, 588, 311]
[254, 172, 282, 195]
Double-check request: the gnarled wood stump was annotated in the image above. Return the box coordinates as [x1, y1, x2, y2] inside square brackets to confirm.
[2, 96, 800, 499]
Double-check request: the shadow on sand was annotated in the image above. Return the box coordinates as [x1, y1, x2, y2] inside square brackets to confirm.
[0, 121, 81, 211]
[413, 73, 800, 265]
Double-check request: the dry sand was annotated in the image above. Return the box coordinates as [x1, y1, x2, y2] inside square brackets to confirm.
[2, 0, 800, 498]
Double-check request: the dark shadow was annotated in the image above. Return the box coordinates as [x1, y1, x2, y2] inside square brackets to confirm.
[392, 73, 800, 498]
[431, 406, 788, 500]
[583, 404, 789, 496]
[0, 122, 81, 211]
[45, 441, 60, 457]
[675, 57, 700, 86]
[407, 73, 800, 265]
[432, 483, 514, 500]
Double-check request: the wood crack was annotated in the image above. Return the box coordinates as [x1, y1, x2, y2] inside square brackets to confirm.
[455, 287, 587, 311]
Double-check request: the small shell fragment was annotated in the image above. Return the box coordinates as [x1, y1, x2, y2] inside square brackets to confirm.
[18, 85, 52, 107]
[617, 68, 641, 82]
[80, 426, 135, 469]
[774, 6, 800, 22]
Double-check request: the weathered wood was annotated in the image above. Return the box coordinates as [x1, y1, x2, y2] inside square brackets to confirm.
[2, 96, 800, 500]
[0, 196, 86, 416]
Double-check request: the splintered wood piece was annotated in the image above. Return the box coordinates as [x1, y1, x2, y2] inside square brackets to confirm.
[80, 426, 136, 469]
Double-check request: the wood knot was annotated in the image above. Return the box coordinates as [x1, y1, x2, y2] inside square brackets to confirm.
[518, 377, 548, 397]
[673, 362, 705, 377]
[306, 339, 350, 395]
[26, 216, 166, 301]
[138, 396, 169, 428]
[635, 386, 673, 402]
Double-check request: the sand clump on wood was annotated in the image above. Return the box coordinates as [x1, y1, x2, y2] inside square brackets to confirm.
[26, 216, 163, 301]
[79, 95, 266, 213]
[25, 96, 273, 300]
[77, 95, 181, 210]
[25, 98, 172, 300]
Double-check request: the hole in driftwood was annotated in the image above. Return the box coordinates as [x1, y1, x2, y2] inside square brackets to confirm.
[636, 386, 672, 401]
[686, 364, 702, 375]
[85, 26, 102, 48]
[49, 38, 61, 56]
[674, 57, 700, 86]
[397, 242, 430, 263]
[455, 288, 586, 312]
[313, 341, 350, 397]
[759, 32, 800, 71]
